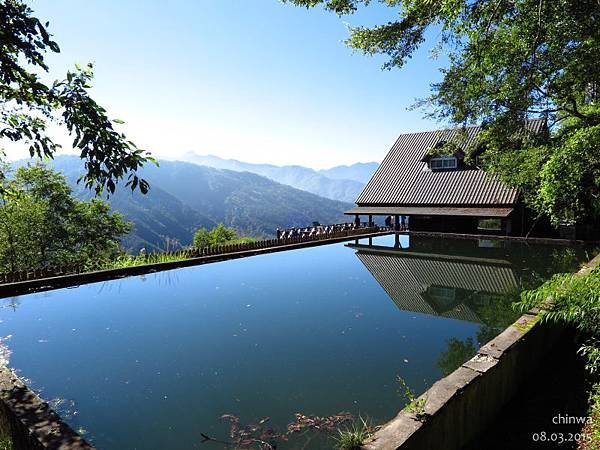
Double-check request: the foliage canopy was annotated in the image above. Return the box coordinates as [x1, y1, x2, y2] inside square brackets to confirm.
[286, 0, 600, 225]
[0, 0, 155, 195]
[518, 266, 600, 374]
[193, 224, 255, 249]
[0, 163, 131, 272]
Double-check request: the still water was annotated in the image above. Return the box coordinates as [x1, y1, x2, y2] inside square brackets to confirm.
[0, 235, 591, 449]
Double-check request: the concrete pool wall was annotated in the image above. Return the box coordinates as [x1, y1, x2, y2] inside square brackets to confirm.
[0, 367, 93, 450]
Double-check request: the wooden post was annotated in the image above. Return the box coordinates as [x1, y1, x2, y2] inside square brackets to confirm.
[395, 233, 400, 248]
[394, 215, 400, 231]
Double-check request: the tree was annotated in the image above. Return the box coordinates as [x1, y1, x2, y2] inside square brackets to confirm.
[193, 227, 212, 249]
[0, 0, 155, 195]
[0, 163, 132, 271]
[193, 224, 246, 248]
[285, 0, 600, 226]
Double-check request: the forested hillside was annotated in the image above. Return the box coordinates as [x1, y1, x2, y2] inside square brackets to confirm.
[39, 156, 352, 251]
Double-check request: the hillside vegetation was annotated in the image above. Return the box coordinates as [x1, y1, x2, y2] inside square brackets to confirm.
[43, 156, 352, 251]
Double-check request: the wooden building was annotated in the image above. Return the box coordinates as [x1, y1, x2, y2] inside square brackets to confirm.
[347, 120, 547, 236]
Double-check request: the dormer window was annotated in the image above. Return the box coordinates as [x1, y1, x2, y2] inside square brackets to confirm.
[429, 155, 458, 170]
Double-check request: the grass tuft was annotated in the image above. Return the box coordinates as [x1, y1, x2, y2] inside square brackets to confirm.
[101, 252, 188, 270]
[334, 416, 372, 450]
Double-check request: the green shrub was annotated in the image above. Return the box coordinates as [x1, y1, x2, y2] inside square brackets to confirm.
[518, 264, 600, 449]
[0, 435, 12, 450]
[397, 376, 426, 417]
[582, 383, 600, 449]
[193, 224, 255, 248]
[518, 267, 600, 374]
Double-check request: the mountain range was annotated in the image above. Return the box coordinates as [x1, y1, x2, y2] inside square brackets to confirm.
[38, 156, 356, 252]
[180, 153, 378, 203]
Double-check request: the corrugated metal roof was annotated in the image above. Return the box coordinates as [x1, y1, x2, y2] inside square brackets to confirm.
[357, 120, 546, 206]
[355, 249, 519, 323]
[345, 206, 514, 217]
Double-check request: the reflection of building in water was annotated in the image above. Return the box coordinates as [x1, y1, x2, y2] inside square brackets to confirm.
[350, 239, 519, 324]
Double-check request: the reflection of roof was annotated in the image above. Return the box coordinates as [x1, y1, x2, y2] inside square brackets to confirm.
[356, 248, 519, 324]
[356, 120, 546, 206]
[345, 206, 514, 217]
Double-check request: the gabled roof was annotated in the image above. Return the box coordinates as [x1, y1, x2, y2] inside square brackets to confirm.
[346, 206, 514, 217]
[356, 119, 546, 206]
[355, 248, 519, 324]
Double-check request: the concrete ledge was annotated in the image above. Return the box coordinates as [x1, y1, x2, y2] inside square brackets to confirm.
[0, 368, 93, 450]
[363, 313, 564, 450]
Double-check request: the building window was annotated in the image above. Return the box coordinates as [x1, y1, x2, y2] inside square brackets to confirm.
[429, 155, 457, 170]
[427, 286, 456, 302]
[477, 218, 502, 231]
[478, 239, 504, 248]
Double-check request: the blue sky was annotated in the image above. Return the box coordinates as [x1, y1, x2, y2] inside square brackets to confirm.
[18, 0, 447, 169]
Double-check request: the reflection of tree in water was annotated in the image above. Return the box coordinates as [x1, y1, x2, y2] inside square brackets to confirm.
[436, 337, 477, 376]
[0, 297, 20, 311]
[436, 289, 527, 375]
[514, 246, 588, 291]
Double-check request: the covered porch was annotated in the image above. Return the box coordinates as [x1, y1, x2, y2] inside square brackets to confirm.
[345, 206, 517, 235]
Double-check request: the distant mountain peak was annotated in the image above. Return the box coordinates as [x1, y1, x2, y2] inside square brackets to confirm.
[179, 153, 378, 202]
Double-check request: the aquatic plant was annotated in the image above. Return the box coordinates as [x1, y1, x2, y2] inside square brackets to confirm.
[200, 411, 353, 449]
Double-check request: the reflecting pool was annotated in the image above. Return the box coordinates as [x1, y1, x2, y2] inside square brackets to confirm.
[0, 235, 592, 449]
